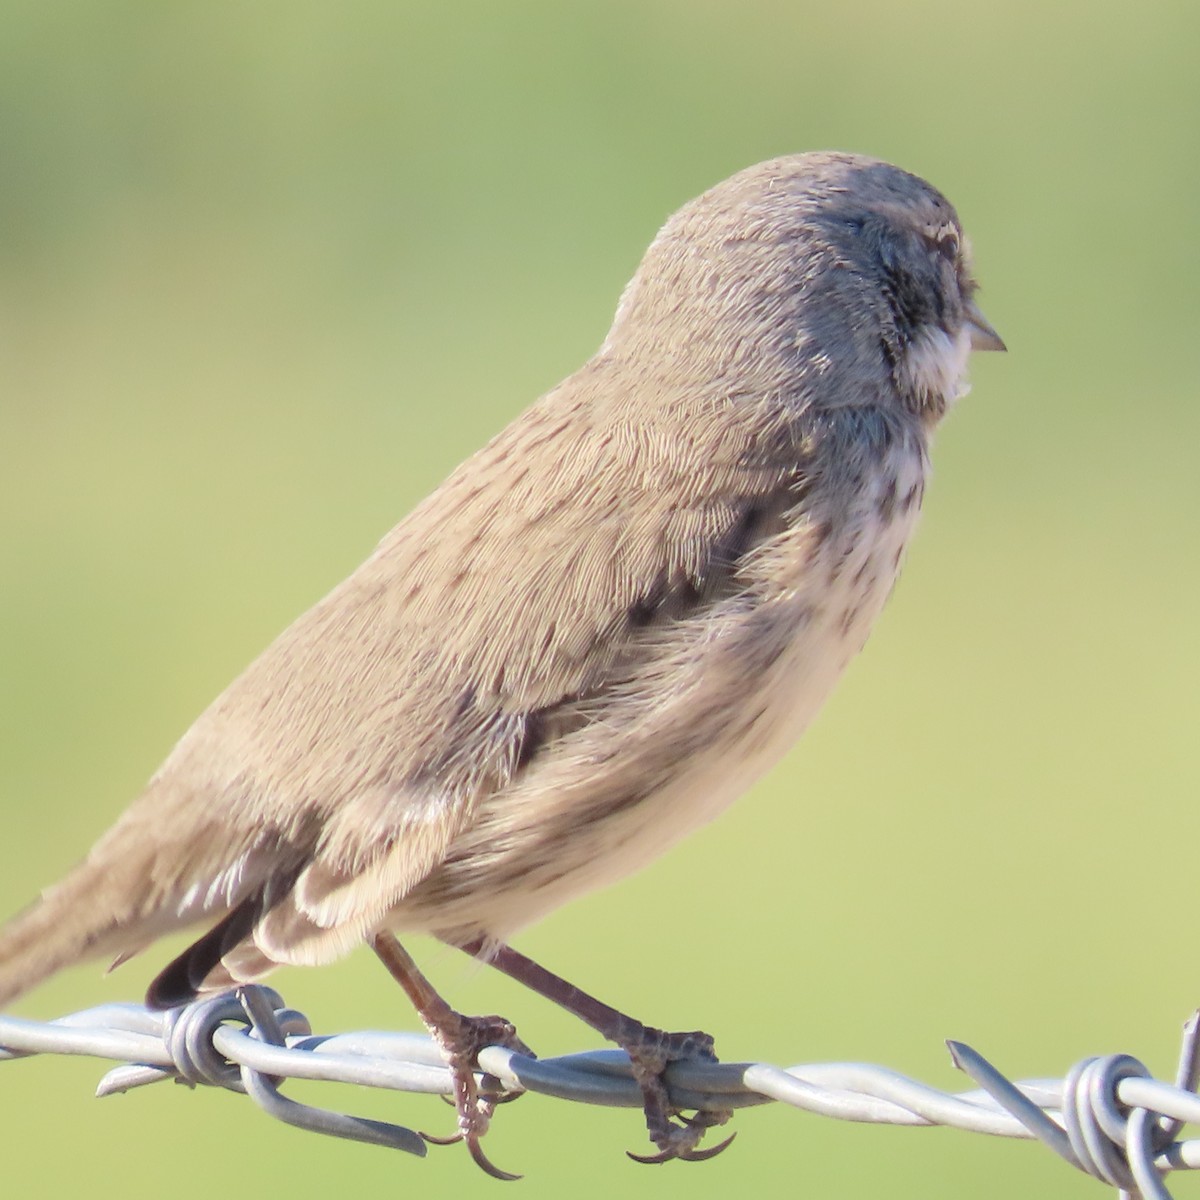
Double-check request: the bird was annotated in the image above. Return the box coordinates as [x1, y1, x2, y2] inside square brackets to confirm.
[0, 151, 1003, 1176]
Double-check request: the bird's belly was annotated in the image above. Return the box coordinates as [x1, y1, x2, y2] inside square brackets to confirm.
[595, 486, 924, 881]
[571, 554, 909, 892]
[399, 491, 923, 944]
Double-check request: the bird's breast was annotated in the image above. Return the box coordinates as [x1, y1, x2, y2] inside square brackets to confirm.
[398, 430, 931, 943]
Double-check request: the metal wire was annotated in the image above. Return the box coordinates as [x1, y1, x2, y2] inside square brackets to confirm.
[2, 987, 1198, 1197]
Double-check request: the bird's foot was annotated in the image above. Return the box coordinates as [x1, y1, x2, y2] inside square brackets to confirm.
[621, 1028, 735, 1164]
[421, 1011, 534, 1180]
[442, 940, 735, 1166]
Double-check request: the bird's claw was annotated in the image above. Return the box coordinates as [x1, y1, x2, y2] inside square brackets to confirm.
[419, 1011, 531, 1180]
[627, 1131, 737, 1164]
[622, 1027, 735, 1164]
[467, 1131, 523, 1182]
[418, 1128, 461, 1146]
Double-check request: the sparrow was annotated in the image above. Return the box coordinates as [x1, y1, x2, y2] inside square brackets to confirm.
[0, 151, 1003, 1176]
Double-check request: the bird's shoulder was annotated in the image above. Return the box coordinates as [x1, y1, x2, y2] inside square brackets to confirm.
[353, 366, 813, 702]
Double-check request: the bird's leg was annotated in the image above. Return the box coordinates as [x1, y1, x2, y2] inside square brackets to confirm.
[371, 932, 533, 1180]
[453, 937, 735, 1164]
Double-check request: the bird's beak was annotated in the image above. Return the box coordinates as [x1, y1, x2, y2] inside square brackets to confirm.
[965, 300, 1006, 352]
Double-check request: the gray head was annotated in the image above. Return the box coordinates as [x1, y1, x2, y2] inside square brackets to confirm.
[603, 152, 1004, 421]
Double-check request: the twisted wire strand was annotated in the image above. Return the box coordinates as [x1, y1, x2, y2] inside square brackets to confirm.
[1, 987, 1198, 1197]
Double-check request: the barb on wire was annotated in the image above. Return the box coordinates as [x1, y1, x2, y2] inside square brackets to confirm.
[1, 987, 1199, 1196]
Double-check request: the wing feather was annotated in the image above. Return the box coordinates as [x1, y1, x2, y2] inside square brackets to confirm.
[114, 368, 812, 997]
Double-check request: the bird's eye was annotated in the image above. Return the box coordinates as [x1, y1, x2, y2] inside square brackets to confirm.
[928, 224, 959, 262]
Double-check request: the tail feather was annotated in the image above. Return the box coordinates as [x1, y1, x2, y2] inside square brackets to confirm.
[144, 898, 262, 1009]
[0, 863, 142, 1009]
[0, 823, 326, 1011]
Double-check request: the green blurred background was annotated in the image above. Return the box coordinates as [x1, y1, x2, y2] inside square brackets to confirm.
[1, 1, 1197, 1196]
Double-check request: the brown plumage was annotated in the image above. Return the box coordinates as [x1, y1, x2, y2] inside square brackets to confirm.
[0, 151, 1003, 1167]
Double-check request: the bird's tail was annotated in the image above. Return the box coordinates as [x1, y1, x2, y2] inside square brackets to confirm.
[0, 860, 139, 1009]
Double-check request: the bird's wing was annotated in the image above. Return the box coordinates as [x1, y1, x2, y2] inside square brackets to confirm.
[136, 370, 813, 999]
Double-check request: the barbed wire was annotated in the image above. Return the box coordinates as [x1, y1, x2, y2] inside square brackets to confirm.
[2, 986, 1199, 1196]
